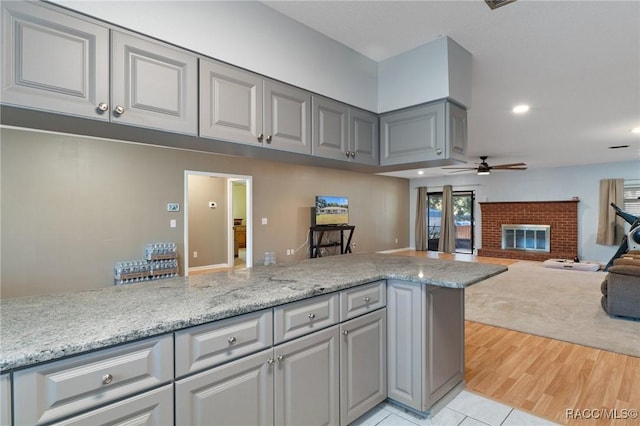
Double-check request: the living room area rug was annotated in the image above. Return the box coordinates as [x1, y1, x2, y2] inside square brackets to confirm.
[465, 260, 640, 357]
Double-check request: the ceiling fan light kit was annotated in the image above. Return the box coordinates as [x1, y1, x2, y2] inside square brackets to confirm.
[485, 0, 518, 10]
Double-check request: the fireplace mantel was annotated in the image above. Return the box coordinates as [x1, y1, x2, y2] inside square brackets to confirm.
[478, 200, 579, 261]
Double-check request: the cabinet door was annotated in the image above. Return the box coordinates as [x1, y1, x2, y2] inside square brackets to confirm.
[424, 286, 464, 407]
[175, 348, 274, 426]
[312, 96, 349, 161]
[340, 309, 387, 425]
[447, 102, 467, 157]
[264, 80, 312, 154]
[274, 326, 340, 426]
[1, 373, 10, 426]
[386, 280, 423, 411]
[1, 1, 109, 120]
[200, 59, 264, 145]
[379, 102, 445, 166]
[111, 31, 197, 135]
[349, 108, 379, 165]
[51, 384, 173, 426]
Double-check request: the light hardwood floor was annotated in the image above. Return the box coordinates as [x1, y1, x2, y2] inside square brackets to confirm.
[394, 250, 640, 425]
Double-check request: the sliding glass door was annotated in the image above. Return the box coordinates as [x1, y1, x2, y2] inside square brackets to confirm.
[426, 191, 475, 253]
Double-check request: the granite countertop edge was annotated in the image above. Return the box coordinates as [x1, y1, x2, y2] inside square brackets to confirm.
[0, 253, 507, 372]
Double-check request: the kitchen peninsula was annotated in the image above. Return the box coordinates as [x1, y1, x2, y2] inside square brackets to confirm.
[0, 253, 506, 425]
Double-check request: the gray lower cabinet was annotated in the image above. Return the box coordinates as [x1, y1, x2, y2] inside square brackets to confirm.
[111, 30, 198, 135]
[1, 1, 110, 120]
[1, 373, 10, 426]
[311, 95, 378, 165]
[12, 335, 173, 425]
[387, 280, 464, 412]
[340, 309, 387, 425]
[274, 325, 340, 426]
[379, 101, 466, 166]
[51, 384, 173, 426]
[175, 348, 275, 426]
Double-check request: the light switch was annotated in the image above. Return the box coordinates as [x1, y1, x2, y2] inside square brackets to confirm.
[170, 219, 177, 228]
[261, 217, 268, 225]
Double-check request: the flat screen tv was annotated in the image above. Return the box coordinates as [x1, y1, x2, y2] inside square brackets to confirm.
[315, 195, 349, 226]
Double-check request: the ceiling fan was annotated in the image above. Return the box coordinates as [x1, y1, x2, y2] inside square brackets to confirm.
[443, 156, 527, 175]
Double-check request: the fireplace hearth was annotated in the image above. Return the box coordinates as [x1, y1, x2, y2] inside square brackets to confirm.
[479, 200, 578, 261]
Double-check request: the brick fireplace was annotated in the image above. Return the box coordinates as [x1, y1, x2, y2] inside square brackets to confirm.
[478, 200, 579, 261]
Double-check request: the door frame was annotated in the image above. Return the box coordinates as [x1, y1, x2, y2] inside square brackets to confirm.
[184, 170, 253, 275]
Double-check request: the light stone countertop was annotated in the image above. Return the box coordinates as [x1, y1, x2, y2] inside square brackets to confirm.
[0, 253, 507, 372]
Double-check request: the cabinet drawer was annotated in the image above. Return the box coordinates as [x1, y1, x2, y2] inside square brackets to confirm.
[51, 384, 173, 426]
[175, 309, 272, 378]
[274, 293, 339, 344]
[13, 334, 173, 425]
[340, 281, 386, 321]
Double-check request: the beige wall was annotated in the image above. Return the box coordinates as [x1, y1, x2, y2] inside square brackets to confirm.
[187, 175, 227, 268]
[0, 128, 409, 299]
[232, 182, 247, 225]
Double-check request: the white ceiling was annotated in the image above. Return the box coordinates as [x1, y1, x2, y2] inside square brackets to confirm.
[263, 0, 640, 178]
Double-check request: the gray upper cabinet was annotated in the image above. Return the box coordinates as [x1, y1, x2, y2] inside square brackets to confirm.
[200, 58, 264, 145]
[1, 1, 110, 120]
[111, 31, 197, 135]
[312, 96, 378, 165]
[379, 100, 466, 166]
[264, 79, 312, 155]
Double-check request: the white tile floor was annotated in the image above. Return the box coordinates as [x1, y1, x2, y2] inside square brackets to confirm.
[352, 391, 560, 426]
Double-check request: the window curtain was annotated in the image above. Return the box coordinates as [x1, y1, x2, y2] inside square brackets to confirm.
[596, 178, 624, 245]
[415, 187, 428, 251]
[438, 185, 456, 253]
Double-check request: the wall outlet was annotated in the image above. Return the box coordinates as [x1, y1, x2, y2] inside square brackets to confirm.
[286, 249, 291, 256]
[395, 237, 398, 244]
[261, 217, 268, 225]
[193, 251, 198, 258]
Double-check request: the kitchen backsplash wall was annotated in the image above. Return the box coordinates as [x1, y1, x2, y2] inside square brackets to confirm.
[0, 127, 409, 299]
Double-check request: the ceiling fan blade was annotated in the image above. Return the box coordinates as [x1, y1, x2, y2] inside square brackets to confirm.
[442, 167, 478, 170]
[490, 162, 527, 168]
[448, 169, 475, 174]
[491, 166, 528, 170]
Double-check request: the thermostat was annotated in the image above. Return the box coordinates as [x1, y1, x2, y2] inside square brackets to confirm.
[209, 201, 217, 209]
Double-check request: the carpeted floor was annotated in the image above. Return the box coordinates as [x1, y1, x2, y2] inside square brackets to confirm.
[465, 260, 640, 357]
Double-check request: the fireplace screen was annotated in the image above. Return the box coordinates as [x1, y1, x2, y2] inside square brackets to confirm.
[501, 224, 550, 252]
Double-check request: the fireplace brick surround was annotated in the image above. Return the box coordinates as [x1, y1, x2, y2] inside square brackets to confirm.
[478, 200, 579, 261]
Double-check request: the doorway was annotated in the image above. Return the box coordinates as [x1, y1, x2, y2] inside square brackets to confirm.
[184, 170, 253, 276]
[426, 190, 475, 253]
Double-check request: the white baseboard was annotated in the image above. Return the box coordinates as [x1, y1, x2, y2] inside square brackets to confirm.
[376, 247, 413, 254]
[188, 263, 229, 272]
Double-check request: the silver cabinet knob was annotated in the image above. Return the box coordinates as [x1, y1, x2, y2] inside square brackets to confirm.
[266, 135, 273, 144]
[308, 313, 315, 320]
[363, 296, 371, 303]
[342, 330, 349, 336]
[228, 336, 237, 345]
[345, 151, 351, 158]
[257, 133, 264, 143]
[101, 373, 113, 385]
[113, 105, 125, 115]
[277, 355, 284, 363]
[350, 151, 356, 159]
[267, 358, 275, 366]
[97, 102, 109, 112]
[436, 148, 442, 155]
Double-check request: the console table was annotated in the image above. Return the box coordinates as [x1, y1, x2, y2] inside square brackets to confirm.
[309, 225, 355, 258]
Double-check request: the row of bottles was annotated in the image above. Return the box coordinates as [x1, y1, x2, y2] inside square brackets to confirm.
[115, 242, 179, 285]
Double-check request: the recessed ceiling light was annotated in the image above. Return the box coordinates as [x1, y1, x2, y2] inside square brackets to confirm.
[417, 170, 424, 175]
[631, 127, 640, 134]
[512, 104, 530, 114]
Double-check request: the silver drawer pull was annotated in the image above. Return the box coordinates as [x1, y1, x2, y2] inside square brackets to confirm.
[257, 133, 264, 143]
[101, 373, 113, 385]
[228, 336, 237, 345]
[267, 358, 275, 366]
[343, 330, 349, 336]
[363, 296, 371, 303]
[277, 355, 284, 363]
[308, 313, 315, 320]
[113, 105, 125, 115]
[97, 102, 109, 112]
